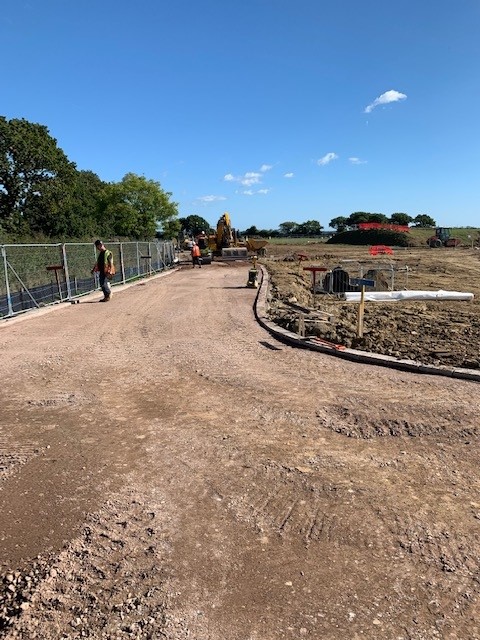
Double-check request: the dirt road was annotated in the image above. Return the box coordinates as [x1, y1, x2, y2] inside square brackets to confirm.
[1, 261, 479, 639]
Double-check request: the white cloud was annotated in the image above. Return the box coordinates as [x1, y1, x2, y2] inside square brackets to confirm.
[284, 172, 294, 178]
[239, 188, 270, 196]
[317, 152, 338, 166]
[241, 172, 262, 186]
[224, 171, 261, 186]
[223, 164, 272, 186]
[364, 89, 407, 114]
[197, 195, 227, 203]
[349, 157, 367, 165]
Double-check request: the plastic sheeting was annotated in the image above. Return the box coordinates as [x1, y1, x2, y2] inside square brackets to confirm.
[343, 290, 474, 302]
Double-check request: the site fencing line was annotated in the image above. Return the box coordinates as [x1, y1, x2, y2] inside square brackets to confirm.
[0, 240, 176, 319]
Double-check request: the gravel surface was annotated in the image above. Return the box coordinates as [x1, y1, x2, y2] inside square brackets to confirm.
[0, 256, 479, 639]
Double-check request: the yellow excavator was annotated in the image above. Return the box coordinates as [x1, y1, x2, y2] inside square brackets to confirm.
[207, 212, 268, 259]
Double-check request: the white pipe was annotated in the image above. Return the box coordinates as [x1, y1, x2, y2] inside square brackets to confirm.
[343, 290, 474, 302]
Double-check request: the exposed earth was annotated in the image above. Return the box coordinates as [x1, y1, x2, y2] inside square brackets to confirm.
[0, 246, 479, 639]
[265, 243, 480, 370]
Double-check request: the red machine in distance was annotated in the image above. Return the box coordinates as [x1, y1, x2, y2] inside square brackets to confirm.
[426, 228, 461, 248]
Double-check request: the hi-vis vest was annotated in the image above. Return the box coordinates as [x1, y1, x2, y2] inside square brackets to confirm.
[95, 249, 115, 275]
[192, 245, 201, 257]
[104, 250, 115, 276]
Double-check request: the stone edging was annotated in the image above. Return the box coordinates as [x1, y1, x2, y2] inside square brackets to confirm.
[254, 265, 480, 383]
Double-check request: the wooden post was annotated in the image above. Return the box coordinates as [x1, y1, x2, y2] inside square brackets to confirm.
[350, 277, 375, 339]
[357, 285, 365, 337]
[298, 313, 305, 337]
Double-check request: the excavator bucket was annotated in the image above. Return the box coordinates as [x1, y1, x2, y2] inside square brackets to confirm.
[246, 239, 268, 252]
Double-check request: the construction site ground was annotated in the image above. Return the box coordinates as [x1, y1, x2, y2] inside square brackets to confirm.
[0, 243, 479, 639]
[266, 243, 480, 370]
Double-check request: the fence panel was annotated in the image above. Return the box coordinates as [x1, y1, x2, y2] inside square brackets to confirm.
[0, 240, 175, 319]
[63, 242, 98, 297]
[0, 244, 66, 316]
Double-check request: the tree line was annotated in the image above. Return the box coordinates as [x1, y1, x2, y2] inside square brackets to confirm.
[240, 212, 436, 238]
[0, 117, 180, 242]
[178, 211, 438, 241]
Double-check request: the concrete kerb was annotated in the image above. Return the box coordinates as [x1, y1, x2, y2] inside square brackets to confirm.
[0, 267, 180, 328]
[254, 265, 480, 383]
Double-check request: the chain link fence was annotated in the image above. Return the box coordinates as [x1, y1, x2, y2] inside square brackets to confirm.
[0, 240, 176, 319]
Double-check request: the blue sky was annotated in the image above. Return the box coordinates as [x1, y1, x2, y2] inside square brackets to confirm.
[2, 0, 479, 231]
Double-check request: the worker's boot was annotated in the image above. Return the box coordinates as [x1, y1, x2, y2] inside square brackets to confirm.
[100, 294, 111, 302]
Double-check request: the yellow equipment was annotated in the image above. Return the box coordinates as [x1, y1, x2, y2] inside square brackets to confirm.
[207, 212, 248, 260]
[246, 257, 259, 288]
[206, 212, 269, 260]
[245, 237, 268, 256]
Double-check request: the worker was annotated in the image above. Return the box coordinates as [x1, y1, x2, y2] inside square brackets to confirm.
[191, 242, 202, 268]
[197, 232, 207, 250]
[91, 240, 115, 301]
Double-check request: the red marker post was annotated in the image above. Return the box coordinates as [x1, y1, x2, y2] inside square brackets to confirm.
[303, 266, 328, 302]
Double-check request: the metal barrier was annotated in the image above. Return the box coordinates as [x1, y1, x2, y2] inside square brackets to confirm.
[0, 240, 176, 319]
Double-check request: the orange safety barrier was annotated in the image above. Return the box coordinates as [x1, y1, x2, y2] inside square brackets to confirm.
[369, 245, 393, 256]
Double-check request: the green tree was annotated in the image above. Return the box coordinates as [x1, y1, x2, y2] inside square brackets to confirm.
[102, 173, 179, 238]
[368, 213, 389, 223]
[0, 117, 76, 236]
[63, 170, 106, 238]
[278, 221, 298, 235]
[413, 214, 436, 227]
[178, 214, 212, 235]
[346, 212, 370, 225]
[296, 219, 324, 236]
[329, 216, 348, 232]
[159, 217, 181, 240]
[390, 212, 413, 226]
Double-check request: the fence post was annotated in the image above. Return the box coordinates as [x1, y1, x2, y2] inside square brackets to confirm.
[136, 243, 141, 277]
[158, 242, 165, 269]
[119, 243, 126, 284]
[1, 246, 13, 317]
[61, 244, 72, 300]
[92, 243, 99, 290]
[162, 242, 167, 267]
